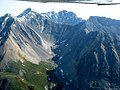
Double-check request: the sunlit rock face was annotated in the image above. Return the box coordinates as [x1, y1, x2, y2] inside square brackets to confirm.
[1, 8, 120, 90]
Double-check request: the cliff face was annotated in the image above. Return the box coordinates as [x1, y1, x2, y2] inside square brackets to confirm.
[47, 16, 120, 90]
[1, 8, 120, 90]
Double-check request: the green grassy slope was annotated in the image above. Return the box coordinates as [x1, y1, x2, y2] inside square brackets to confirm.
[0, 60, 56, 90]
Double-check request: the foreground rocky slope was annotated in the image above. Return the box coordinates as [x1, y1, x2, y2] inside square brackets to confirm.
[0, 8, 120, 90]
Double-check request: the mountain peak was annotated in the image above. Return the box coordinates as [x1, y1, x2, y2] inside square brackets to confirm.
[41, 10, 83, 25]
[17, 8, 32, 18]
[86, 16, 120, 34]
[16, 8, 84, 25]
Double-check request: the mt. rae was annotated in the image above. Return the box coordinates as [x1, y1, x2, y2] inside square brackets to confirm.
[0, 8, 120, 90]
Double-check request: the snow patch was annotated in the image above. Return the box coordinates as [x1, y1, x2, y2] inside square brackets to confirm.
[17, 18, 22, 23]
[53, 84, 56, 87]
[84, 28, 90, 34]
[12, 24, 16, 27]
[36, 71, 40, 74]
[65, 44, 69, 46]
[49, 51, 52, 55]
[60, 69, 63, 73]
[21, 60, 24, 63]
[59, 56, 63, 60]
[41, 26, 44, 33]
[11, 31, 17, 40]
[70, 80, 72, 82]
[102, 37, 105, 41]
[22, 64, 25, 66]
[93, 52, 99, 65]
[66, 82, 69, 85]
[46, 68, 49, 70]
[4, 16, 9, 22]
[48, 78, 50, 81]
[112, 47, 120, 60]
[60, 40, 66, 44]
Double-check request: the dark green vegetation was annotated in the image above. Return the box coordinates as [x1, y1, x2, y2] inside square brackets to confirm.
[0, 60, 56, 90]
[0, 72, 39, 90]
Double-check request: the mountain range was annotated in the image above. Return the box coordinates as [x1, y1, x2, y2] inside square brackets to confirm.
[0, 8, 120, 90]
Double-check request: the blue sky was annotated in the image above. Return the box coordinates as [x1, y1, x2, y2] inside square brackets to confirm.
[0, 0, 120, 20]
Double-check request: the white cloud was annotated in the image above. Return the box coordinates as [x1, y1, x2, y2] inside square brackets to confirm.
[0, 0, 120, 20]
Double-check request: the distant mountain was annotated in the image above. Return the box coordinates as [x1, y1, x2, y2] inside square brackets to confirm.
[0, 8, 120, 90]
[41, 10, 82, 25]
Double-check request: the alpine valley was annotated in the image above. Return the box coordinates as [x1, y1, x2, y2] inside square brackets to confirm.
[0, 8, 120, 90]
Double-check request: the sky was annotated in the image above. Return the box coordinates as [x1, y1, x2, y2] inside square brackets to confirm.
[0, 0, 120, 20]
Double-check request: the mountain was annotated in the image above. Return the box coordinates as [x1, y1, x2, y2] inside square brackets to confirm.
[0, 8, 120, 90]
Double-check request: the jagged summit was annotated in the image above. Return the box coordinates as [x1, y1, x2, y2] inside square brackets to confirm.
[17, 8, 32, 18]
[16, 8, 84, 25]
[41, 10, 83, 25]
